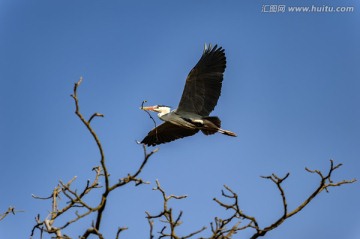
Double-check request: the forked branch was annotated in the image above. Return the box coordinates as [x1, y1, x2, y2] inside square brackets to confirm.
[210, 160, 356, 239]
[146, 180, 206, 239]
[31, 78, 157, 239]
[146, 160, 355, 239]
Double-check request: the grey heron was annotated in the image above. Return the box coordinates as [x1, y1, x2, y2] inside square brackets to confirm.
[141, 44, 236, 146]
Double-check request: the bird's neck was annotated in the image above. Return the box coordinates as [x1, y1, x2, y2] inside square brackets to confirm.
[158, 108, 171, 120]
[158, 112, 169, 119]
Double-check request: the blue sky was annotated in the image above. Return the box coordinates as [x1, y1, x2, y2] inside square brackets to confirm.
[0, 0, 359, 238]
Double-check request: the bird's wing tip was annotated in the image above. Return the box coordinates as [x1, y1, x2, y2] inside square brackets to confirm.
[203, 43, 222, 54]
[203, 43, 209, 53]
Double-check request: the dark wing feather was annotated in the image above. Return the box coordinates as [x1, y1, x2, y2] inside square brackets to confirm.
[177, 44, 226, 116]
[141, 122, 199, 146]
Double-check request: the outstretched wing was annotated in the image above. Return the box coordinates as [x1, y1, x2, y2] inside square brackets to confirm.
[177, 44, 226, 116]
[141, 122, 199, 146]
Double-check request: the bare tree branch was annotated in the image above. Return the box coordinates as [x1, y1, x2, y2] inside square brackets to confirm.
[146, 160, 355, 239]
[146, 180, 206, 239]
[31, 78, 158, 239]
[0, 206, 23, 221]
[210, 160, 356, 239]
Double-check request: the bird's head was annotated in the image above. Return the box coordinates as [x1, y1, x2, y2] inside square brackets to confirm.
[141, 105, 171, 117]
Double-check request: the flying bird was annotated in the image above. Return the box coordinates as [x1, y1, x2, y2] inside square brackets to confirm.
[141, 44, 236, 146]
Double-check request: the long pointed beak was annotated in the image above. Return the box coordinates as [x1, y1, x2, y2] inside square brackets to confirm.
[140, 106, 156, 111]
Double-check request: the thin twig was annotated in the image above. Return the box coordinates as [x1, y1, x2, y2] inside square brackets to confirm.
[141, 100, 157, 129]
[141, 100, 158, 142]
[0, 206, 24, 221]
[115, 227, 128, 239]
[89, 113, 104, 124]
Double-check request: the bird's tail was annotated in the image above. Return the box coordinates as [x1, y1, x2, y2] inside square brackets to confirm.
[201, 116, 236, 137]
[218, 128, 237, 137]
[201, 116, 221, 135]
[203, 116, 221, 127]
